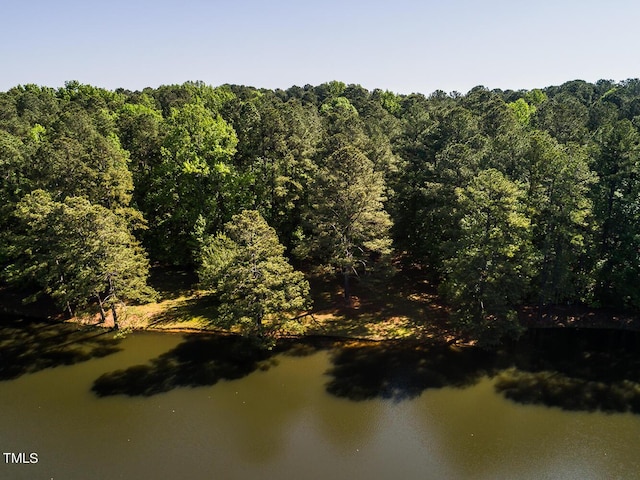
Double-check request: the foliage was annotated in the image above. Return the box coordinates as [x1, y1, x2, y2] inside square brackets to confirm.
[4, 78, 640, 345]
[303, 146, 392, 303]
[590, 119, 640, 308]
[146, 101, 239, 263]
[223, 92, 321, 248]
[522, 131, 594, 306]
[441, 169, 531, 346]
[508, 98, 535, 126]
[197, 210, 311, 342]
[3, 190, 155, 326]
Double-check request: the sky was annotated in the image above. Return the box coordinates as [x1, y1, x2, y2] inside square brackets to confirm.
[1, 0, 639, 95]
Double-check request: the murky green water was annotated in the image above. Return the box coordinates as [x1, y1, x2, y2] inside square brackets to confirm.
[1, 318, 640, 479]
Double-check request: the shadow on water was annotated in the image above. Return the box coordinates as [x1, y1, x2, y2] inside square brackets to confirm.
[325, 329, 640, 413]
[322, 329, 640, 412]
[89, 325, 640, 413]
[92, 334, 282, 397]
[496, 328, 640, 413]
[0, 316, 121, 381]
[324, 340, 499, 402]
[92, 334, 499, 401]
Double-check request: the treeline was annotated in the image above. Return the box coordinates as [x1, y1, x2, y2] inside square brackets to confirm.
[1, 79, 639, 344]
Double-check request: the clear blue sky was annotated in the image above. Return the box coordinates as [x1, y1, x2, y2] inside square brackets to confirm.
[2, 0, 638, 95]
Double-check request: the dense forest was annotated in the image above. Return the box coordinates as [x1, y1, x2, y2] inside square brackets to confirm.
[2, 79, 640, 345]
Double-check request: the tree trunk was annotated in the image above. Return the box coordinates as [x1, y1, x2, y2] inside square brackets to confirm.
[96, 294, 107, 324]
[343, 267, 351, 306]
[254, 312, 263, 338]
[111, 304, 119, 330]
[106, 274, 119, 330]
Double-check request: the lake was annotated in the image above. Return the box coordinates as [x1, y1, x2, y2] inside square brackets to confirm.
[1, 317, 640, 479]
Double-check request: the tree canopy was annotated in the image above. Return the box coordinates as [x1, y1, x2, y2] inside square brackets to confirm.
[3, 78, 640, 344]
[4, 190, 155, 327]
[197, 210, 310, 343]
[303, 145, 392, 304]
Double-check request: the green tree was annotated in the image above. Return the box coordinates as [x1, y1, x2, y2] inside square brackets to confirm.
[116, 101, 164, 194]
[146, 101, 239, 263]
[224, 92, 321, 248]
[532, 92, 589, 144]
[304, 146, 392, 304]
[1, 84, 60, 136]
[523, 132, 594, 308]
[442, 169, 531, 346]
[507, 98, 535, 126]
[0, 130, 27, 226]
[391, 95, 485, 273]
[198, 210, 311, 343]
[590, 119, 640, 308]
[3, 190, 155, 327]
[28, 104, 136, 218]
[148, 81, 235, 117]
[319, 95, 368, 154]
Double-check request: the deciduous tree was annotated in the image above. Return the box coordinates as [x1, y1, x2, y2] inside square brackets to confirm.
[146, 101, 239, 263]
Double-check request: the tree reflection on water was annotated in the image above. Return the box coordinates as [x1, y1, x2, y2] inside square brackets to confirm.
[88, 326, 640, 414]
[495, 328, 640, 413]
[324, 340, 497, 401]
[0, 317, 121, 381]
[92, 334, 278, 397]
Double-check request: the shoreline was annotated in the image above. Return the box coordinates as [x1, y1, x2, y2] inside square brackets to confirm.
[4, 270, 640, 344]
[4, 298, 640, 347]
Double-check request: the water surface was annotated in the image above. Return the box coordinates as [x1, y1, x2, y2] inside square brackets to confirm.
[1, 319, 639, 479]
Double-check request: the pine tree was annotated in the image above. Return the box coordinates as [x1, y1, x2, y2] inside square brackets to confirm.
[198, 210, 311, 342]
[441, 169, 532, 346]
[590, 119, 640, 308]
[304, 146, 392, 304]
[4, 190, 155, 327]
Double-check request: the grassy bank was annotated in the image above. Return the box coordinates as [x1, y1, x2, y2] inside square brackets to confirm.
[111, 266, 456, 342]
[4, 264, 639, 343]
